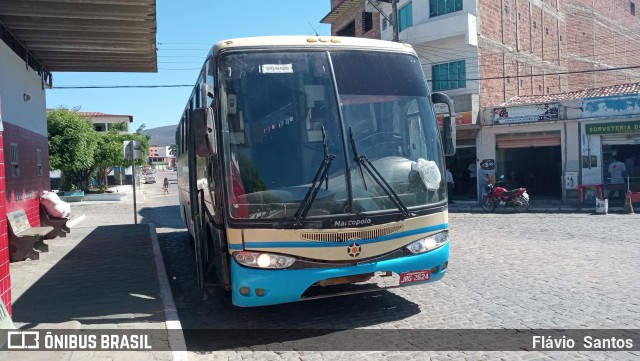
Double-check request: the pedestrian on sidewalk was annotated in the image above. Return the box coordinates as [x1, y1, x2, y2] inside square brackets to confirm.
[163, 177, 169, 194]
[446, 167, 455, 203]
[468, 160, 477, 195]
[607, 157, 626, 200]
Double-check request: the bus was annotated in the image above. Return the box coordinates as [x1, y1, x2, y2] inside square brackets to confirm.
[176, 36, 455, 307]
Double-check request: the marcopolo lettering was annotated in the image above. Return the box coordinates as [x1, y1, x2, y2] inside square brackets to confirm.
[333, 218, 372, 227]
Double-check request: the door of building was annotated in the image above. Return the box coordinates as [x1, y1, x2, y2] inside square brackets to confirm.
[496, 131, 562, 197]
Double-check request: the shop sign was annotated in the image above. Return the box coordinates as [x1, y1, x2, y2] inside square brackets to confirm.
[437, 111, 474, 127]
[585, 120, 640, 135]
[580, 94, 640, 119]
[493, 103, 559, 124]
[565, 171, 578, 190]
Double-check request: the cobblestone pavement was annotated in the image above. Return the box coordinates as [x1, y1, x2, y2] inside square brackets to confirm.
[85, 171, 640, 360]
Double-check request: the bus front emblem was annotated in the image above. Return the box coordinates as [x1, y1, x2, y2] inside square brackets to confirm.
[347, 243, 361, 257]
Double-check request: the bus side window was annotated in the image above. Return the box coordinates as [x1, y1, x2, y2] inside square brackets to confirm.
[206, 57, 215, 107]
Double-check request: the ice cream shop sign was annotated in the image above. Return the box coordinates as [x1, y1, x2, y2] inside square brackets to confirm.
[585, 120, 640, 135]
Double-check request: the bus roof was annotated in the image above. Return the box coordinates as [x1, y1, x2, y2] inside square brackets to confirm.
[212, 36, 416, 56]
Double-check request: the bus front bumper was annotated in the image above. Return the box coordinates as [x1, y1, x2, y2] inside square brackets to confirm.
[230, 242, 449, 307]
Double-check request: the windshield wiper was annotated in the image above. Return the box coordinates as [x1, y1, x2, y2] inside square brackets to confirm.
[348, 127, 412, 219]
[293, 126, 335, 227]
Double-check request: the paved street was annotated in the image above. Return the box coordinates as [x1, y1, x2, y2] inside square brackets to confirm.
[69, 170, 640, 360]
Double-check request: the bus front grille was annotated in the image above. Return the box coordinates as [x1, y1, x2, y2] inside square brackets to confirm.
[300, 225, 403, 243]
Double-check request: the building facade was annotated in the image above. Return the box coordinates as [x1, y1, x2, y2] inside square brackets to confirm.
[0, 1, 157, 315]
[148, 145, 175, 168]
[479, 82, 640, 203]
[0, 40, 52, 312]
[323, 0, 640, 202]
[322, 0, 382, 39]
[77, 112, 133, 133]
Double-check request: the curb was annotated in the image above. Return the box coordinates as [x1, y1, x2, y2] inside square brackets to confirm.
[448, 206, 634, 214]
[66, 214, 86, 228]
[147, 224, 188, 361]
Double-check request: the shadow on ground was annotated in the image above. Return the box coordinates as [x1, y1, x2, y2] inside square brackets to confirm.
[157, 230, 423, 350]
[139, 205, 184, 229]
[12, 224, 165, 326]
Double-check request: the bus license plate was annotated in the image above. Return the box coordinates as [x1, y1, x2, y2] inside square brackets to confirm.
[399, 270, 431, 285]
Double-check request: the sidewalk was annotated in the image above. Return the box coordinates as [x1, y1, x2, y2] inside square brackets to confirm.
[448, 198, 632, 213]
[3, 200, 186, 360]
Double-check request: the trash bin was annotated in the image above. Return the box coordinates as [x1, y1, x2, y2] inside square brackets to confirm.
[595, 198, 608, 214]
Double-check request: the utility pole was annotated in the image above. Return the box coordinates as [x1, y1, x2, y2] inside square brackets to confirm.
[391, 0, 399, 42]
[367, 0, 399, 42]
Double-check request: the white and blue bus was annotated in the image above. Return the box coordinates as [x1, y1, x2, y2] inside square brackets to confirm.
[176, 36, 456, 307]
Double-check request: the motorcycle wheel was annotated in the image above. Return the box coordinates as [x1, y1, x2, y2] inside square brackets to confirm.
[513, 196, 529, 212]
[482, 197, 496, 212]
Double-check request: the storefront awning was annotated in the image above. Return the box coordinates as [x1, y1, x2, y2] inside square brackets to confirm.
[455, 124, 480, 146]
[321, 0, 361, 24]
[0, 0, 157, 72]
[496, 131, 561, 149]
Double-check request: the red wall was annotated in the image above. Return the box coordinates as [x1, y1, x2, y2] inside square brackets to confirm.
[0, 122, 51, 315]
[0, 130, 9, 315]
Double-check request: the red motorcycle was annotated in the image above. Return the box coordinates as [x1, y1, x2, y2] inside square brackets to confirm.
[481, 178, 530, 212]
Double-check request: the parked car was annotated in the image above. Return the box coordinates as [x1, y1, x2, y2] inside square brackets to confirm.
[142, 172, 156, 184]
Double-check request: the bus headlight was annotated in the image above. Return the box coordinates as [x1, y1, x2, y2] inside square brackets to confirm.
[233, 251, 296, 269]
[405, 231, 449, 254]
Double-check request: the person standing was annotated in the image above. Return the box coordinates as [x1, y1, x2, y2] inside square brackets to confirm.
[468, 160, 477, 195]
[163, 177, 169, 194]
[446, 167, 455, 203]
[607, 157, 626, 200]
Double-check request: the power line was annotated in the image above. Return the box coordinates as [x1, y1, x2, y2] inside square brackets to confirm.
[52, 85, 192, 89]
[51, 64, 640, 89]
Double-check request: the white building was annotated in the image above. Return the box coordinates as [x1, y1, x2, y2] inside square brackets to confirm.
[77, 112, 133, 133]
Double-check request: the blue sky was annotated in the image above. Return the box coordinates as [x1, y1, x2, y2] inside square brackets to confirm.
[45, 1, 332, 131]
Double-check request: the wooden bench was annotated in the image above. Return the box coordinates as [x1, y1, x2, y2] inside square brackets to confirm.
[39, 204, 70, 240]
[7, 210, 53, 262]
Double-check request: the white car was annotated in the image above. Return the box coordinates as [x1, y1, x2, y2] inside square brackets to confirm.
[142, 172, 156, 184]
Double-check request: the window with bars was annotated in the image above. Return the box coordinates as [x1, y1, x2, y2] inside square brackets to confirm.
[431, 60, 466, 91]
[430, 0, 463, 17]
[37, 148, 42, 176]
[10, 143, 19, 177]
[399, 1, 413, 32]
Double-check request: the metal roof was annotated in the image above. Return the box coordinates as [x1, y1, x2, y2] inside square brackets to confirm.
[320, 0, 361, 24]
[0, 0, 157, 73]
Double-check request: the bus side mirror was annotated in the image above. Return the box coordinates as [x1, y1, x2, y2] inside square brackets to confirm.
[192, 107, 217, 157]
[431, 92, 456, 156]
[442, 115, 456, 156]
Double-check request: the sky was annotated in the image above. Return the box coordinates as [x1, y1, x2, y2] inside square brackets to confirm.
[45, 0, 332, 131]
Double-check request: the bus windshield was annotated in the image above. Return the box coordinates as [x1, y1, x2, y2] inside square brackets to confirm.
[219, 50, 445, 221]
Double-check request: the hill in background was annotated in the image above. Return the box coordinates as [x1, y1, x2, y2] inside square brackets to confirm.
[142, 125, 177, 146]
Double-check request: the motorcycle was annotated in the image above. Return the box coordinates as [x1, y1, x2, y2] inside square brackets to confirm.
[481, 177, 530, 212]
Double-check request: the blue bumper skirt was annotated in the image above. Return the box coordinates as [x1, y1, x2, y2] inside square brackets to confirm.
[230, 242, 449, 307]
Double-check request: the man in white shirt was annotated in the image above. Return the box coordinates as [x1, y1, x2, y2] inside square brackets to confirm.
[608, 157, 626, 200]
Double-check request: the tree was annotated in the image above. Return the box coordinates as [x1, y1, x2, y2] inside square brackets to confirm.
[93, 129, 127, 189]
[49, 109, 150, 191]
[47, 107, 98, 190]
[93, 124, 150, 189]
[168, 143, 177, 156]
